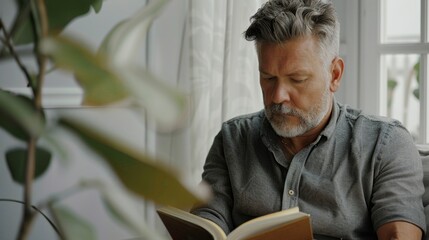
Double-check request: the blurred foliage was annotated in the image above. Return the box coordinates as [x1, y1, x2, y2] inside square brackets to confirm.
[6, 147, 51, 184]
[0, 0, 206, 239]
[0, 91, 45, 141]
[12, 0, 102, 45]
[413, 61, 420, 100]
[51, 205, 97, 240]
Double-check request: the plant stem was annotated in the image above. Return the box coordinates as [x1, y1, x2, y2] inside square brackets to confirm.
[0, 19, 35, 92]
[16, 0, 49, 239]
[0, 199, 63, 239]
[16, 138, 37, 240]
[34, 0, 48, 108]
[0, 1, 31, 57]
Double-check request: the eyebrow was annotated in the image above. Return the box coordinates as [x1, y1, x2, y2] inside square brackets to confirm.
[259, 71, 272, 76]
[259, 69, 311, 77]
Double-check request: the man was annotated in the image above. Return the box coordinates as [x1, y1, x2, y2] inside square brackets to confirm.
[191, 0, 426, 239]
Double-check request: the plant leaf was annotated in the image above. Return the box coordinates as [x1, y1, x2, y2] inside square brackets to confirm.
[413, 88, 419, 100]
[117, 66, 187, 130]
[0, 90, 45, 140]
[10, 16, 34, 46]
[79, 180, 164, 240]
[51, 205, 96, 240]
[91, 0, 103, 13]
[45, 0, 98, 31]
[414, 61, 420, 83]
[387, 79, 397, 90]
[12, 0, 104, 45]
[99, 0, 169, 66]
[40, 35, 129, 106]
[98, 0, 186, 129]
[59, 117, 208, 208]
[5, 147, 52, 184]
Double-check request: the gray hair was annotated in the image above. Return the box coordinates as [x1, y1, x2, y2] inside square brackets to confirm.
[244, 0, 340, 66]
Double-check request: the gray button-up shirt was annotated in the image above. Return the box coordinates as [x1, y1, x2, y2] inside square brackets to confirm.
[192, 100, 426, 239]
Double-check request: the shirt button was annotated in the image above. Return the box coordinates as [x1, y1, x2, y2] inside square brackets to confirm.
[288, 190, 295, 196]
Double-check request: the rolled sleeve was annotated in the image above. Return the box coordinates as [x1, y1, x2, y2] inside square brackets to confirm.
[191, 130, 234, 234]
[371, 123, 426, 233]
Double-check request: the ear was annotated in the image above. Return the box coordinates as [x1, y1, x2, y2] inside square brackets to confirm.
[329, 57, 344, 92]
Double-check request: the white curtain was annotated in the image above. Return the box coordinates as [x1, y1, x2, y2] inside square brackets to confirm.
[162, 0, 265, 184]
[146, 0, 265, 233]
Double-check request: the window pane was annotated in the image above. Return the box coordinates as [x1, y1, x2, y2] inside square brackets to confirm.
[383, 54, 420, 141]
[381, 0, 420, 43]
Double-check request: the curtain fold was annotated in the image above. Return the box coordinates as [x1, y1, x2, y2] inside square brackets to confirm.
[159, 0, 265, 186]
[148, 0, 265, 234]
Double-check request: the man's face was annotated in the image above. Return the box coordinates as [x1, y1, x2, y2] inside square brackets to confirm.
[258, 36, 334, 138]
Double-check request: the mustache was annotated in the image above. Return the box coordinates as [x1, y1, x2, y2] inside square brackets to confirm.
[268, 104, 301, 116]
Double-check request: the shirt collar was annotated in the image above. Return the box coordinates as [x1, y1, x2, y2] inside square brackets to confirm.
[319, 96, 340, 140]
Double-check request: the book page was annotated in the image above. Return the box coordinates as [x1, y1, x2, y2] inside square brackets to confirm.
[226, 207, 311, 240]
[157, 206, 227, 240]
[244, 216, 312, 240]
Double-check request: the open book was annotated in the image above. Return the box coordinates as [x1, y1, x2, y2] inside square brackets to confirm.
[157, 206, 313, 240]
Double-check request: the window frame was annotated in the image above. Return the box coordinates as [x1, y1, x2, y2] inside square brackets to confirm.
[360, 0, 429, 144]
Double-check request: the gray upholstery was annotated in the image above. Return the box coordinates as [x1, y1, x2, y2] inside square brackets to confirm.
[418, 144, 429, 240]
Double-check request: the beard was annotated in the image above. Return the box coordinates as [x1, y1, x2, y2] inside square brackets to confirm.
[265, 85, 331, 138]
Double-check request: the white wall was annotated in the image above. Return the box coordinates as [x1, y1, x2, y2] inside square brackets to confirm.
[333, 0, 360, 108]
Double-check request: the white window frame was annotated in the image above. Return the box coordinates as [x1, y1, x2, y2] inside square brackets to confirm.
[360, 0, 429, 144]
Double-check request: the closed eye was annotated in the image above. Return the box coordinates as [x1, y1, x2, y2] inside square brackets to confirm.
[260, 73, 276, 81]
[291, 77, 307, 83]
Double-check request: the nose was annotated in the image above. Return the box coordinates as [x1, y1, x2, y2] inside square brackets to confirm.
[271, 80, 291, 104]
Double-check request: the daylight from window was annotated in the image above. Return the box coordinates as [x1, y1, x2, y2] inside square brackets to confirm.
[381, 0, 424, 141]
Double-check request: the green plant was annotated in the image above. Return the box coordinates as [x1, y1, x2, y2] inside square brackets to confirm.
[0, 0, 206, 239]
[412, 61, 420, 100]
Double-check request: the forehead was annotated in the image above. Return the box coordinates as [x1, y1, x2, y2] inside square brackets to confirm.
[257, 36, 322, 73]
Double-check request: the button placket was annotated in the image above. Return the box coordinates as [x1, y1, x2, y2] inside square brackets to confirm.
[282, 145, 315, 208]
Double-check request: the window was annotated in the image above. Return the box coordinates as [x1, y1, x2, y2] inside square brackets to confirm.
[360, 0, 429, 143]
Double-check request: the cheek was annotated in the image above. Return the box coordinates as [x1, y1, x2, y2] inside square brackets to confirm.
[306, 84, 329, 105]
[292, 84, 324, 109]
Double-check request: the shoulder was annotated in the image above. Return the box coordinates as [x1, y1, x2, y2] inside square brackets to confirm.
[222, 110, 265, 131]
[337, 103, 417, 159]
[339, 103, 409, 138]
[214, 110, 266, 146]
[341, 103, 401, 127]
